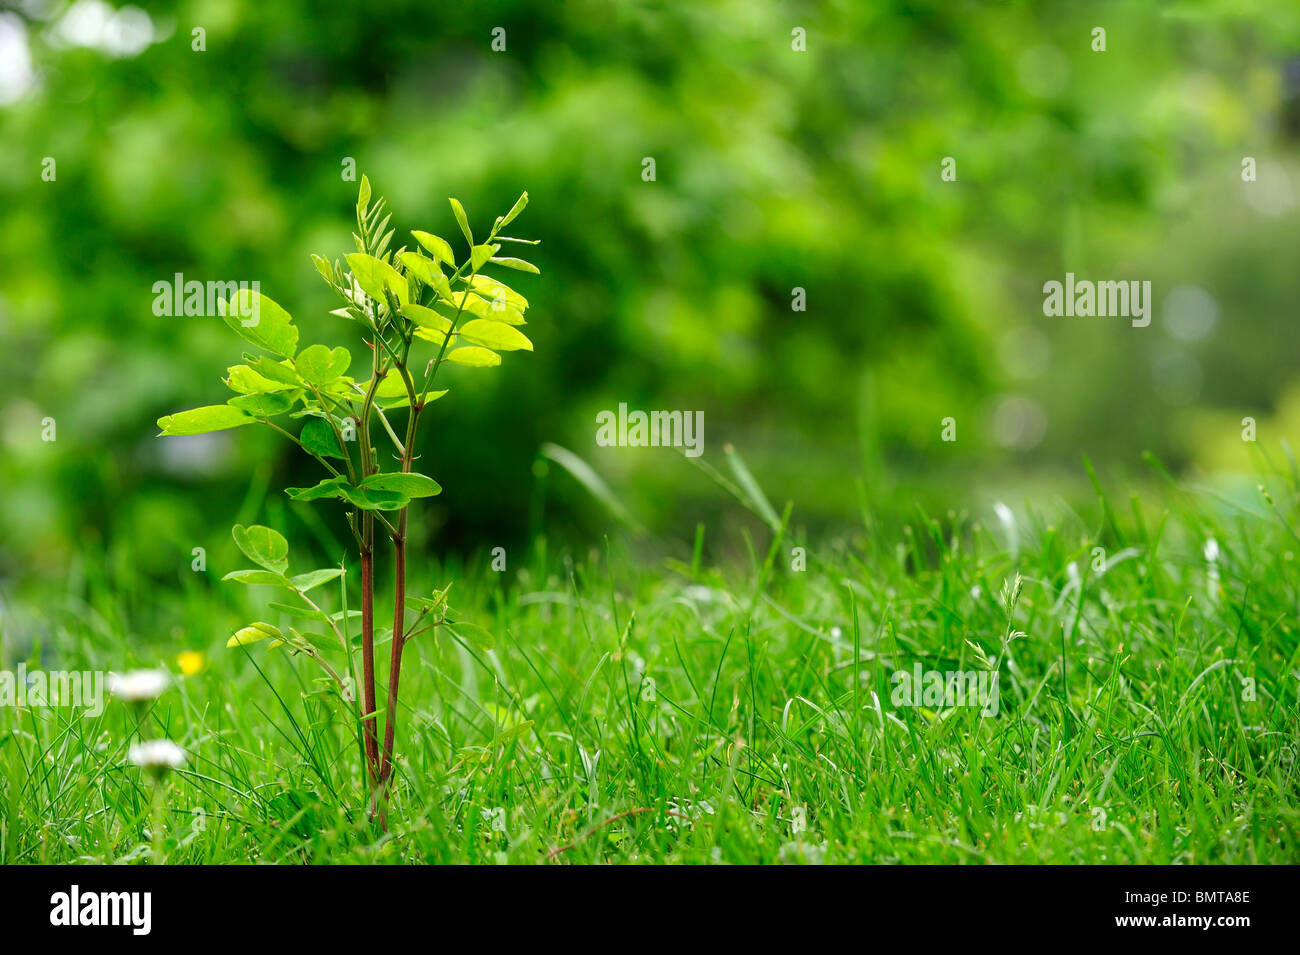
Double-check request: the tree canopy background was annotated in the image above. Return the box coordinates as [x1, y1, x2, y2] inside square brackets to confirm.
[2, 0, 1298, 587]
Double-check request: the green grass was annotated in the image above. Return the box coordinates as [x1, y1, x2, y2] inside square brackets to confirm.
[2, 456, 1298, 864]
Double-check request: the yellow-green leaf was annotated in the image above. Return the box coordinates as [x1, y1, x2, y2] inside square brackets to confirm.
[378, 388, 447, 411]
[449, 198, 473, 246]
[457, 319, 533, 352]
[470, 243, 500, 271]
[158, 405, 255, 436]
[227, 621, 283, 648]
[345, 253, 409, 307]
[290, 568, 345, 592]
[401, 303, 454, 334]
[411, 231, 456, 267]
[397, 251, 441, 289]
[498, 191, 528, 228]
[445, 346, 501, 368]
[295, 344, 351, 385]
[228, 392, 295, 417]
[222, 569, 292, 587]
[414, 326, 456, 347]
[490, 256, 539, 274]
[247, 357, 302, 386]
[232, 524, 289, 574]
[220, 290, 299, 358]
[225, 364, 294, 395]
[435, 291, 525, 325]
[363, 373, 413, 399]
[361, 472, 442, 497]
[285, 477, 408, 511]
[469, 275, 529, 312]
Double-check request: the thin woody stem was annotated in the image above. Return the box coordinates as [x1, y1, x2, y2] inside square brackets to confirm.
[358, 335, 386, 795]
[379, 324, 421, 787]
[359, 519, 379, 788]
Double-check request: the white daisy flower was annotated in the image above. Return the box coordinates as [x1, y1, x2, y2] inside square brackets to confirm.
[1205, 537, 1221, 602]
[128, 739, 186, 771]
[993, 502, 1019, 558]
[108, 669, 171, 702]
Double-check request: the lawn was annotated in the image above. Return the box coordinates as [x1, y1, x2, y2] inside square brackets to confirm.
[3, 453, 1296, 864]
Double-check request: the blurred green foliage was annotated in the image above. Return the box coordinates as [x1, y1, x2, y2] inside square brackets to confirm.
[2, 0, 1299, 585]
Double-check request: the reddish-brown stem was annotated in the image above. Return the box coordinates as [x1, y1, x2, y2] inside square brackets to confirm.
[379, 518, 406, 785]
[379, 390, 421, 789]
[359, 522, 380, 787]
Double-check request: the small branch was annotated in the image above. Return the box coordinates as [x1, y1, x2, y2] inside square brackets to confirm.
[262, 421, 342, 479]
[373, 405, 406, 458]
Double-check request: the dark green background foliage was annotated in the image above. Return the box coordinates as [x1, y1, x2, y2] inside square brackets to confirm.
[2, 0, 1299, 585]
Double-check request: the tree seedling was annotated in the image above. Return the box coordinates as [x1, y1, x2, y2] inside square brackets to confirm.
[158, 177, 540, 820]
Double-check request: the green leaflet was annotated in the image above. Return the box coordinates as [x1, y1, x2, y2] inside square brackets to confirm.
[457, 319, 533, 352]
[232, 524, 290, 574]
[227, 621, 283, 648]
[267, 600, 328, 622]
[345, 253, 410, 308]
[299, 416, 348, 459]
[490, 255, 540, 274]
[378, 388, 447, 411]
[413, 327, 455, 348]
[228, 392, 296, 417]
[430, 292, 525, 326]
[290, 568, 345, 592]
[295, 344, 351, 385]
[220, 290, 299, 358]
[336, 483, 409, 510]
[498, 191, 528, 229]
[246, 356, 303, 386]
[284, 477, 347, 502]
[411, 230, 456, 268]
[469, 275, 529, 312]
[448, 198, 473, 246]
[361, 472, 442, 497]
[359, 372, 442, 409]
[397, 251, 441, 289]
[365, 373, 410, 399]
[157, 405, 255, 436]
[225, 364, 294, 395]
[401, 302, 454, 334]
[285, 476, 409, 511]
[470, 243, 500, 271]
[311, 253, 334, 283]
[222, 569, 292, 588]
[445, 346, 501, 368]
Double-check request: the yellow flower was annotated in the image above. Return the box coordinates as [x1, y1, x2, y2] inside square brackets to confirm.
[177, 651, 205, 676]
